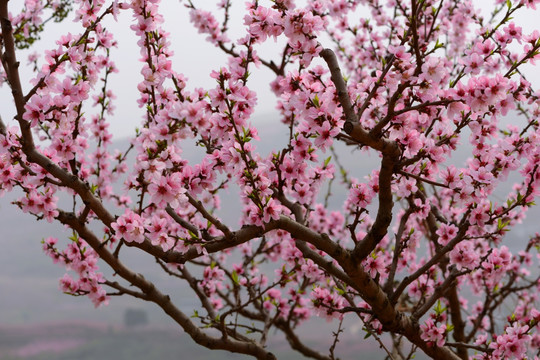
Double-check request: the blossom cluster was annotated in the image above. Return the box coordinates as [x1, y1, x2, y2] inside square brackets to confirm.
[43, 237, 108, 307]
[2, 0, 540, 359]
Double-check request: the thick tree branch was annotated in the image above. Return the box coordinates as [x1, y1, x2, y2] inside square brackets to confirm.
[447, 286, 468, 360]
[56, 210, 277, 360]
[320, 48, 401, 262]
[337, 258, 460, 360]
[275, 214, 461, 360]
[352, 150, 398, 261]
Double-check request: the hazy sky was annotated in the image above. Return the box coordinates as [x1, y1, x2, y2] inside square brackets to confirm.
[1, 1, 283, 138]
[1, 1, 539, 139]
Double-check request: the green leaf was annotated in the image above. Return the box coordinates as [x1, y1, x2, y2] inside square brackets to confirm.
[69, 231, 79, 242]
[497, 218, 509, 231]
[232, 270, 239, 284]
[434, 300, 446, 315]
[324, 156, 332, 167]
[433, 39, 444, 50]
[313, 94, 320, 108]
[242, 127, 252, 142]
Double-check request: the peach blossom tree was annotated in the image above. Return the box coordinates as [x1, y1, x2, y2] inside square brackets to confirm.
[2, 0, 540, 359]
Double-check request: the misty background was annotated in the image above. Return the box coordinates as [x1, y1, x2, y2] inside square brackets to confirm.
[1, 1, 540, 359]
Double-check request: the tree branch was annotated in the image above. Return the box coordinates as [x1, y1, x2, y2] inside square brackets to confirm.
[56, 210, 277, 360]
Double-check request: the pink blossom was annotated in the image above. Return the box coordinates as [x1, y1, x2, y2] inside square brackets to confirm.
[348, 182, 374, 208]
[420, 318, 447, 347]
[450, 241, 480, 270]
[111, 209, 145, 244]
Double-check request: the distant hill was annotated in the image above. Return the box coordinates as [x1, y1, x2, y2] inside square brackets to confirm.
[0, 320, 412, 360]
